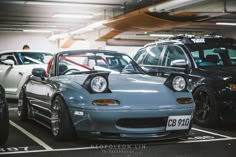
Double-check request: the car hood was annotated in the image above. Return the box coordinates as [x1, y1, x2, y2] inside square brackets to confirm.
[58, 74, 193, 110]
[59, 73, 167, 91]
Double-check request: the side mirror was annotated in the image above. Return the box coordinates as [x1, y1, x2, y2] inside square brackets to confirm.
[1, 59, 15, 66]
[32, 68, 46, 78]
[170, 59, 188, 68]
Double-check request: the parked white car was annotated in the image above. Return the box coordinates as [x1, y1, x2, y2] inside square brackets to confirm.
[0, 50, 53, 99]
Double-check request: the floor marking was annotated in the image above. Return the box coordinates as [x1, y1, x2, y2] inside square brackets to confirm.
[192, 127, 233, 138]
[1, 137, 236, 155]
[0, 146, 96, 155]
[9, 120, 53, 151]
[177, 137, 236, 143]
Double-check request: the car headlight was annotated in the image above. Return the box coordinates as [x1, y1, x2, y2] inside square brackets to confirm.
[172, 76, 186, 91]
[82, 72, 110, 94]
[91, 76, 108, 93]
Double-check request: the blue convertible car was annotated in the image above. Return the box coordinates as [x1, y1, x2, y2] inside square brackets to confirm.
[18, 50, 195, 140]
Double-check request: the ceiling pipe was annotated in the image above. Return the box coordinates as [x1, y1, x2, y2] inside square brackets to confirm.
[0, 0, 129, 7]
[148, 0, 206, 12]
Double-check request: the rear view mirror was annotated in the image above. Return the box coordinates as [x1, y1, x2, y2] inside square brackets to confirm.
[170, 59, 188, 68]
[1, 59, 15, 66]
[32, 68, 46, 78]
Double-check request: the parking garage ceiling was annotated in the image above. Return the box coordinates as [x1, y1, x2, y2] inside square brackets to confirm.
[0, 0, 236, 42]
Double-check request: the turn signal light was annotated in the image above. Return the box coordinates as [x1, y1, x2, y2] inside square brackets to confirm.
[92, 99, 120, 106]
[176, 98, 193, 104]
[230, 84, 236, 91]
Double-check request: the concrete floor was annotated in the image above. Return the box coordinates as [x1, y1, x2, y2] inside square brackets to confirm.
[1, 102, 236, 157]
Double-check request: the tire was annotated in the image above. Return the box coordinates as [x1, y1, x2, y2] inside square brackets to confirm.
[0, 103, 9, 145]
[51, 95, 76, 140]
[193, 87, 219, 127]
[17, 89, 28, 121]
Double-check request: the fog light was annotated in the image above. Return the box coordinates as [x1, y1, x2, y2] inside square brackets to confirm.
[177, 98, 193, 104]
[92, 99, 120, 106]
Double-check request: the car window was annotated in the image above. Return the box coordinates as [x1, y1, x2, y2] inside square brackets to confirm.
[56, 51, 142, 76]
[0, 53, 18, 65]
[188, 42, 236, 67]
[142, 45, 163, 65]
[17, 52, 53, 65]
[229, 49, 236, 65]
[134, 48, 146, 64]
[201, 49, 224, 66]
[191, 51, 200, 60]
[161, 45, 187, 66]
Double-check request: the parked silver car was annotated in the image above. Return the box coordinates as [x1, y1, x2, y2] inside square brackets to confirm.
[0, 50, 53, 99]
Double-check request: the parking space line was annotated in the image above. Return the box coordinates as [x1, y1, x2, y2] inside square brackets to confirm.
[2, 136, 236, 155]
[0, 146, 96, 155]
[177, 137, 236, 143]
[192, 127, 232, 138]
[9, 120, 53, 151]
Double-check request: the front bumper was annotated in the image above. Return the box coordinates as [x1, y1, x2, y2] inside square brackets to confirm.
[69, 107, 193, 140]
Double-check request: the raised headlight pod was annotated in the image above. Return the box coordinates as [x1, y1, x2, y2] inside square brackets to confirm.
[91, 76, 107, 93]
[172, 76, 186, 91]
[164, 73, 188, 92]
[82, 72, 110, 93]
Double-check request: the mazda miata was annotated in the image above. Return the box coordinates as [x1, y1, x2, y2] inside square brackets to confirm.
[18, 50, 195, 140]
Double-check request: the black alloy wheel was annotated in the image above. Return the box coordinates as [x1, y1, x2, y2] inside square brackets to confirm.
[51, 96, 76, 140]
[18, 89, 28, 121]
[193, 87, 219, 127]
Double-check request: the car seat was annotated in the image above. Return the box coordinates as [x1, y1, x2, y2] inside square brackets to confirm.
[58, 63, 68, 75]
[205, 54, 219, 64]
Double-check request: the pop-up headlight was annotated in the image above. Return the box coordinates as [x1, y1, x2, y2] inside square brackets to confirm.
[172, 76, 186, 91]
[83, 72, 110, 94]
[165, 73, 188, 92]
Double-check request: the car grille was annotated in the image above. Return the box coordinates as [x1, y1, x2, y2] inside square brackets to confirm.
[116, 117, 168, 128]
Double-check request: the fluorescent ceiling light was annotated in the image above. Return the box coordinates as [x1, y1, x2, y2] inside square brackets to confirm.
[216, 22, 236, 26]
[23, 29, 52, 33]
[1, 1, 119, 7]
[149, 34, 174, 37]
[52, 14, 93, 19]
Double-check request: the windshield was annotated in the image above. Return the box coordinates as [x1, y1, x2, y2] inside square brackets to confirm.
[187, 44, 236, 67]
[17, 52, 53, 65]
[57, 51, 142, 75]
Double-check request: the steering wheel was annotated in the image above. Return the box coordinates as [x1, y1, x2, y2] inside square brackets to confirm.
[62, 68, 80, 75]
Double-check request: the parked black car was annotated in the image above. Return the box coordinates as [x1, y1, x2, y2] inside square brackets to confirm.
[0, 84, 9, 145]
[134, 36, 236, 127]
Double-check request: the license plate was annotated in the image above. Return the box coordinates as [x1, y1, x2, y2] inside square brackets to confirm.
[166, 115, 191, 131]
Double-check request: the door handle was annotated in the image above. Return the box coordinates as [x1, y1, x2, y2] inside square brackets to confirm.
[19, 72, 23, 75]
